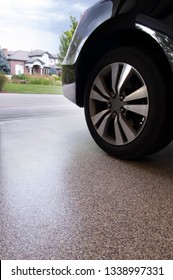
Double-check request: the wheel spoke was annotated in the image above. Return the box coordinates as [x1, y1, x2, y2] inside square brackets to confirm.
[119, 114, 136, 141]
[91, 109, 109, 126]
[111, 63, 119, 93]
[90, 89, 109, 102]
[94, 75, 110, 98]
[97, 113, 112, 137]
[114, 115, 124, 145]
[117, 64, 133, 94]
[124, 104, 148, 117]
[124, 85, 148, 102]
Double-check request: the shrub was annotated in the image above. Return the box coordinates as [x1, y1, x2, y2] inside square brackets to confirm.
[27, 75, 55, 85]
[51, 74, 61, 81]
[56, 80, 62, 86]
[12, 74, 27, 80]
[29, 78, 43, 85]
[42, 78, 51, 85]
[10, 73, 61, 86]
[0, 73, 7, 90]
[49, 67, 57, 75]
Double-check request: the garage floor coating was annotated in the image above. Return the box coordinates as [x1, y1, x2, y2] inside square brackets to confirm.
[0, 94, 173, 259]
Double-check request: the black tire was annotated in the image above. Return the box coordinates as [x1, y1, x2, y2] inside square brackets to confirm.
[84, 47, 172, 160]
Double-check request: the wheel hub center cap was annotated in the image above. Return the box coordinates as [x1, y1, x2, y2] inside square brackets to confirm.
[111, 95, 124, 112]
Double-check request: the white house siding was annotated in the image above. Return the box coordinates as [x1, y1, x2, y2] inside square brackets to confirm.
[42, 53, 49, 66]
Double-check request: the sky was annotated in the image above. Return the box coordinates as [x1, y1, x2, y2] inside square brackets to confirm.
[0, 0, 97, 55]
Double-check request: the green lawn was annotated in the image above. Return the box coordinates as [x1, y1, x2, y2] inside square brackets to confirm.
[3, 83, 62, 94]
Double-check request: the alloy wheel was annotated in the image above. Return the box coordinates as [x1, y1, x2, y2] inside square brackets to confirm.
[89, 62, 149, 146]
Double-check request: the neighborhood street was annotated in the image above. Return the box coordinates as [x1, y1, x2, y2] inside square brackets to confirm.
[0, 93, 173, 259]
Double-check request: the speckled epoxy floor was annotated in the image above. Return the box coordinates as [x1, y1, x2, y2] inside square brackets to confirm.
[0, 95, 173, 259]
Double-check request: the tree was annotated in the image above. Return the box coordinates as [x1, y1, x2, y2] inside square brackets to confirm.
[57, 15, 78, 64]
[0, 49, 10, 74]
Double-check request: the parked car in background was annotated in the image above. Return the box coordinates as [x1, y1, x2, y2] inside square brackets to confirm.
[62, 0, 173, 160]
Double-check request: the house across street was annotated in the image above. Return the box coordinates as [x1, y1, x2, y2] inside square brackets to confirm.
[2, 48, 60, 76]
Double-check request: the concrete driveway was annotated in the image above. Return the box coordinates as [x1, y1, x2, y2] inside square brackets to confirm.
[0, 93, 173, 259]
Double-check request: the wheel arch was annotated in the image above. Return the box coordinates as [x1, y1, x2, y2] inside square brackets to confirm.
[75, 23, 173, 107]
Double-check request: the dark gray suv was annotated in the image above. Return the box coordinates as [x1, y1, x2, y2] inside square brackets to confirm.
[62, 0, 173, 160]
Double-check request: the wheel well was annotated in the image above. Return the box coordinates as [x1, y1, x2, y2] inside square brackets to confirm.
[75, 26, 173, 107]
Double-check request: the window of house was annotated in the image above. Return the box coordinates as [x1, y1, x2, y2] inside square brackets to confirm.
[15, 64, 24, 75]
